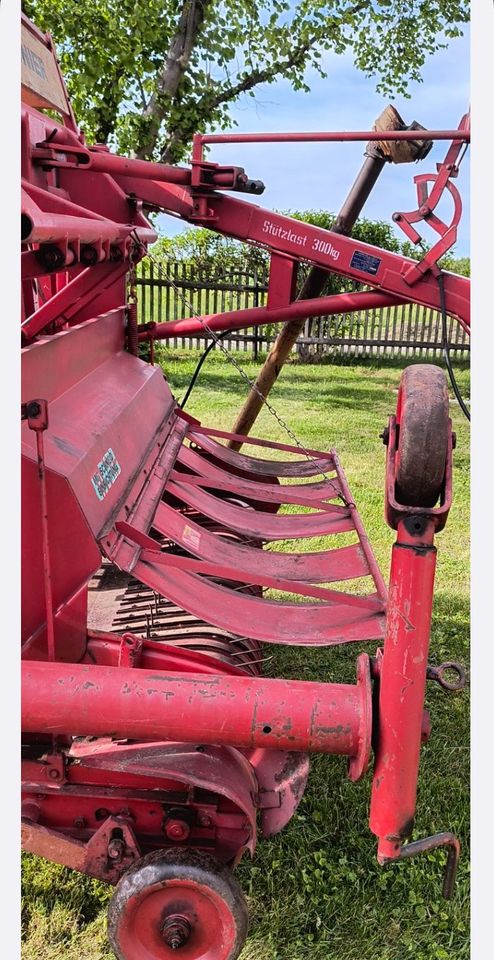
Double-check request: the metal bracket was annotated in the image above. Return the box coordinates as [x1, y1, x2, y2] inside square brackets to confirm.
[21, 398, 48, 431]
[118, 633, 143, 668]
[379, 832, 460, 900]
[392, 111, 469, 283]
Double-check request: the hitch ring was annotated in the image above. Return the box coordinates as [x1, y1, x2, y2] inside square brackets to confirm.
[427, 661, 466, 692]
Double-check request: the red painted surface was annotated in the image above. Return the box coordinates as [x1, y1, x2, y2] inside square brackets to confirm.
[21, 13, 466, 910]
[21, 660, 370, 757]
[140, 289, 407, 341]
[369, 520, 438, 853]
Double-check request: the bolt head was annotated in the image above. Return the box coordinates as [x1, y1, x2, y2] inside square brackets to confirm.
[165, 818, 190, 841]
[107, 838, 125, 861]
[48, 768, 60, 780]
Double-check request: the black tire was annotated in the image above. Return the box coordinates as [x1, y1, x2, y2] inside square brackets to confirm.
[107, 847, 248, 960]
[395, 364, 449, 508]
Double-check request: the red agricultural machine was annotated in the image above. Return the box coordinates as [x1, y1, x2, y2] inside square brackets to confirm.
[21, 14, 470, 960]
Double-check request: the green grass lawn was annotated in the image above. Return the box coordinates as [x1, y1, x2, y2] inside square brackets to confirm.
[22, 354, 470, 960]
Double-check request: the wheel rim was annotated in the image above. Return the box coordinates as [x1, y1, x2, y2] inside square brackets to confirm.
[108, 849, 248, 960]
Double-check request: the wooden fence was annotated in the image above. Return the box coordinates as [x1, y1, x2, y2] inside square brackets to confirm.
[136, 260, 470, 360]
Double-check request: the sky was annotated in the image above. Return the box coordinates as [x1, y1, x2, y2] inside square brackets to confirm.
[158, 26, 470, 256]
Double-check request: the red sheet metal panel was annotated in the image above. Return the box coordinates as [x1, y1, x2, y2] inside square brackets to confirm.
[22, 315, 176, 540]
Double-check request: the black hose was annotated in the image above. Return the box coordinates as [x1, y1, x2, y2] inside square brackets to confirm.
[179, 331, 231, 409]
[437, 271, 470, 422]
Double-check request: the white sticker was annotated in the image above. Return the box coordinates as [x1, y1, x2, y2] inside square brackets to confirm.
[182, 524, 201, 550]
[91, 448, 121, 501]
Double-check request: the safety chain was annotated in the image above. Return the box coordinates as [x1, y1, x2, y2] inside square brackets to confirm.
[130, 233, 351, 508]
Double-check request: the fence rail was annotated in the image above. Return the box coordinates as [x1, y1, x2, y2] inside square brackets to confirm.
[136, 260, 469, 360]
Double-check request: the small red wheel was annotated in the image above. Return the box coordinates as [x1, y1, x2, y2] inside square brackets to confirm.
[107, 847, 248, 960]
[395, 364, 450, 508]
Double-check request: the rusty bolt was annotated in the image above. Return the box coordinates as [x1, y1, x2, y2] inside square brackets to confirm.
[73, 817, 86, 829]
[108, 838, 126, 861]
[162, 915, 192, 950]
[198, 814, 212, 828]
[164, 818, 191, 842]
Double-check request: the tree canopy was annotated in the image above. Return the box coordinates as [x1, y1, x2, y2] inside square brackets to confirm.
[24, 1, 469, 163]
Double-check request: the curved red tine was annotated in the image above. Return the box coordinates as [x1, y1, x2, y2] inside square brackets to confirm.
[133, 558, 385, 646]
[180, 420, 336, 459]
[171, 470, 342, 511]
[188, 430, 335, 478]
[139, 550, 382, 610]
[174, 452, 344, 507]
[166, 479, 354, 540]
[153, 500, 371, 584]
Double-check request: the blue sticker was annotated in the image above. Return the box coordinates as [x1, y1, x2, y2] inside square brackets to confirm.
[350, 250, 382, 276]
[91, 448, 121, 501]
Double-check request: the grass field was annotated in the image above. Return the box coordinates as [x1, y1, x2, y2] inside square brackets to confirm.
[22, 353, 470, 960]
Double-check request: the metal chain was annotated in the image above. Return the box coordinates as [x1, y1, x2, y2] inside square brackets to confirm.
[130, 234, 351, 507]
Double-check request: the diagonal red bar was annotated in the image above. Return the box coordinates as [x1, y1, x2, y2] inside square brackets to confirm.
[133, 558, 385, 646]
[138, 549, 382, 610]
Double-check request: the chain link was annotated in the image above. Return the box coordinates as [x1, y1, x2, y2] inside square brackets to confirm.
[130, 234, 350, 507]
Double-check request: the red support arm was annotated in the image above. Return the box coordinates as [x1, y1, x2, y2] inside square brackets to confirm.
[369, 518, 437, 855]
[139, 289, 406, 340]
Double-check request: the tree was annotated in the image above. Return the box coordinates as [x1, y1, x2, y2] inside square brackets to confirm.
[24, 1, 468, 163]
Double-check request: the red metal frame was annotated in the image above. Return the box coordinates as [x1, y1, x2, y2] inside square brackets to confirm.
[21, 15, 468, 939]
[192, 129, 470, 153]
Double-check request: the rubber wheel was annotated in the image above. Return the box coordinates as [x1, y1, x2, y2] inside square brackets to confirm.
[107, 847, 248, 960]
[395, 365, 449, 508]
